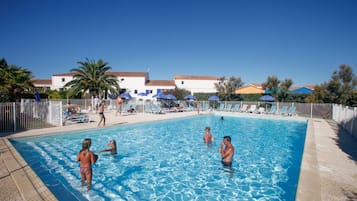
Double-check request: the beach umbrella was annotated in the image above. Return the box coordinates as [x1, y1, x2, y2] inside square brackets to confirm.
[138, 92, 147, 96]
[208, 95, 220, 101]
[165, 94, 177, 100]
[259, 95, 275, 102]
[120, 93, 132, 100]
[184, 94, 196, 100]
[153, 93, 166, 99]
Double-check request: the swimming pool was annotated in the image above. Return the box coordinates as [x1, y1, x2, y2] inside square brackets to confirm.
[11, 115, 307, 201]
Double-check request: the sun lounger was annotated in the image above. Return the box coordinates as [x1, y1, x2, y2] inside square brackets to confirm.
[239, 104, 248, 112]
[144, 103, 152, 113]
[257, 107, 265, 114]
[232, 104, 240, 112]
[247, 105, 257, 113]
[63, 111, 89, 124]
[267, 105, 277, 114]
[151, 104, 165, 114]
[279, 106, 288, 115]
[226, 104, 232, 112]
[217, 103, 225, 111]
[123, 104, 136, 114]
[287, 106, 296, 116]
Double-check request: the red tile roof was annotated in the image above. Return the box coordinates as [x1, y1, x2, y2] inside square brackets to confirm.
[174, 75, 219, 80]
[52, 72, 76, 76]
[53, 72, 148, 77]
[145, 80, 176, 86]
[32, 79, 52, 85]
[108, 72, 148, 77]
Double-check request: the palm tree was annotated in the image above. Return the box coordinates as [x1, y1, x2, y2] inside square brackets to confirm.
[262, 76, 280, 100]
[280, 79, 293, 102]
[64, 58, 120, 98]
[0, 58, 34, 102]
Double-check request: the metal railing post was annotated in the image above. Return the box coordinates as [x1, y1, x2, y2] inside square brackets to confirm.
[13, 102, 16, 132]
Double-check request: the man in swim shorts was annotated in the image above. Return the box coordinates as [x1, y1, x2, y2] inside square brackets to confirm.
[219, 136, 234, 167]
[98, 100, 106, 127]
[77, 138, 97, 190]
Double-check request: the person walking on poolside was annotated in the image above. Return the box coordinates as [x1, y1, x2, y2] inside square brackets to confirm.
[98, 100, 106, 127]
[77, 138, 96, 190]
[219, 136, 234, 167]
[99, 139, 117, 155]
[115, 96, 122, 116]
[203, 127, 214, 145]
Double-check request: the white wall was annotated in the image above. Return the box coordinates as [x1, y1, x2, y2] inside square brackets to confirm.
[118, 76, 147, 94]
[175, 79, 218, 94]
[51, 75, 74, 90]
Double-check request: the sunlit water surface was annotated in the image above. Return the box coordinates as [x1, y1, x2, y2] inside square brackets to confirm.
[11, 115, 307, 201]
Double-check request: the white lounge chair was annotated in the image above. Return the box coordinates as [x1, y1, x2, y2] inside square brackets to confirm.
[239, 104, 248, 112]
[247, 105, 257, 113]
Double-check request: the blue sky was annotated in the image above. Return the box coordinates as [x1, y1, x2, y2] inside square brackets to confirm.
[1, 0, 357, 86]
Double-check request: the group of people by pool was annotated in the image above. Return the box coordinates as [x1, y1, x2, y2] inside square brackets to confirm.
[77, 138, 117, 190]
[77, 123, 234, 191]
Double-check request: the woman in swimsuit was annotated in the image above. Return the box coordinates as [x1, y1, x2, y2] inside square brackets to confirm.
[77, 138, 96, 190]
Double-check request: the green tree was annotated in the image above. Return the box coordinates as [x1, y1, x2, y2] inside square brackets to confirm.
[64, 58, 120, 98]
[308, 64, 356, 106]
[214, 76, 243, 101]
[45, 89, 65, 99]
[262, 76, 294, 102]
[280, 79, 293, 102]
[262, 76, 280, 100]
[0, 58, 34, 102]
[172, 87, 191, 100]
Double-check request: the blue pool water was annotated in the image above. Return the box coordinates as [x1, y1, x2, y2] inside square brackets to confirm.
[11, 115, 307, 201]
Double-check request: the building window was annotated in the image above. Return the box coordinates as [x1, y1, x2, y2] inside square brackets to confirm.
[121, 78, 125, 81]
[62, 78, 65, 82]
[134, 90, 138, 94]
[181, 81, 184, 85]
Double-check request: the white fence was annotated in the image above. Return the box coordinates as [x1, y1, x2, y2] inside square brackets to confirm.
[332, 104, 357, 138]
[1, 99, 356, 139]
[0, 100, 62, 134]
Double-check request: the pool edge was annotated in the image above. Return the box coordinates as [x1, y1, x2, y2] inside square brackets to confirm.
[0, 137, 58, 201]
[296, 119, 321, 201]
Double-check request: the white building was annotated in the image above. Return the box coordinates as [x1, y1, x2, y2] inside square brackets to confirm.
[35, 72, 219, 98]
[174, 75, 220, 94]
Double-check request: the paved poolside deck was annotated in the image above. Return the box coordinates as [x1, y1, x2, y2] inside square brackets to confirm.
[1, 110, 356, 201]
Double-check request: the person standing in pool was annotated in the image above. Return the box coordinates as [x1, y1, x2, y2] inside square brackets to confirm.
[77, 138, 97, 190]
[99, 139, 117, 155]
[203, 127, 214, 145]
[219, 136, 234, 167]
